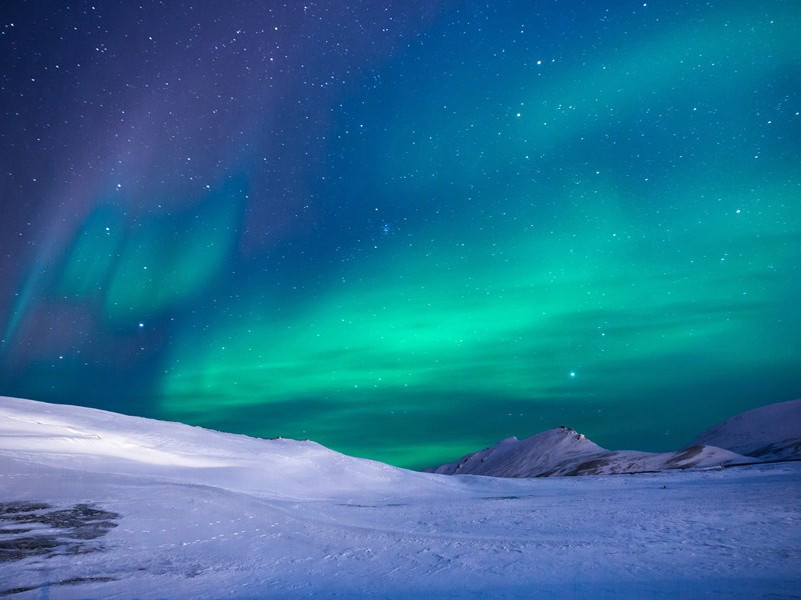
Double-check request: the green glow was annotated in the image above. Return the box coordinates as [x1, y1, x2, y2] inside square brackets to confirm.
[162, 169, 801, 466]
[104, 197, 241, 323]
[56, 190, 244, 325]
[4, 1, 800, 471]
[159, 3, 801, 467]
[369, 4, 801, 193]
[136, 2, 801, 467]
[58, 205, 125, 299]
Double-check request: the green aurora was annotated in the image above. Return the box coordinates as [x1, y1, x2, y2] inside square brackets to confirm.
[2, 1, 800, 468]
[161, 3, 801, 467]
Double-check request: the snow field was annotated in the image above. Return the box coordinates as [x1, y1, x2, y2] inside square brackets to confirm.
[1, 397, 800, 598]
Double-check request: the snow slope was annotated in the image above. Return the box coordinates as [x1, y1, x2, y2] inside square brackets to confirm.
[1, 396, 800, 599]
[0, 396, 452, 501]
[427, 426, 752, 477]
[691, 399, 801, 460]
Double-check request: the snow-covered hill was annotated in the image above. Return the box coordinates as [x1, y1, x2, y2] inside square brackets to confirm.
[690, 399, 801, 460]
[428, 400, 800, 478]
[1, 396, 800, 599]
[426, 426, 751, 477]
[0, 395, 449, 502]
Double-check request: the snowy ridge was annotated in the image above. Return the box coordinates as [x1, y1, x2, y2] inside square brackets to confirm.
[426, 426, 751, 477]
[691, 399, 801, 460]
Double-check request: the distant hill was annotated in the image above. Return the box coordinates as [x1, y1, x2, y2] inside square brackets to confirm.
[690, 399, 801, 460]
[427, 400, 801, 478]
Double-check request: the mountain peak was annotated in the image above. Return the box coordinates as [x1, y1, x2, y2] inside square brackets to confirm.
[426, 400, 801, 478]
[426, 426, 606, 477]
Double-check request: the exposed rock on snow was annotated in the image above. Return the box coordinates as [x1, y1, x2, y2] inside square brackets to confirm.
[0, 501, 120, 563]
[690, 399, 801, 460]
[426, 426, 752, 477]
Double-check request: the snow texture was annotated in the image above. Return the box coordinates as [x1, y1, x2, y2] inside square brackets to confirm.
[1, 396, 800, 599]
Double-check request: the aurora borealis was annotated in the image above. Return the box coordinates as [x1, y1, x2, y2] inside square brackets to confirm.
[1, 1, 800, 468]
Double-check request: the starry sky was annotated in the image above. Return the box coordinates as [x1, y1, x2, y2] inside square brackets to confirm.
[1, 0, 800, 469]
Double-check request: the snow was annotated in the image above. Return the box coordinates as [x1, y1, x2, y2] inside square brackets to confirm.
[427, 426, 753, 477]
[691, 398, 801, 460]
[0, 396, 452, 501]
[2, 396, 801, 599]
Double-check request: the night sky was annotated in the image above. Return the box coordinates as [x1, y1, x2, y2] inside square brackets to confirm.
[1, 1, 800, 469]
